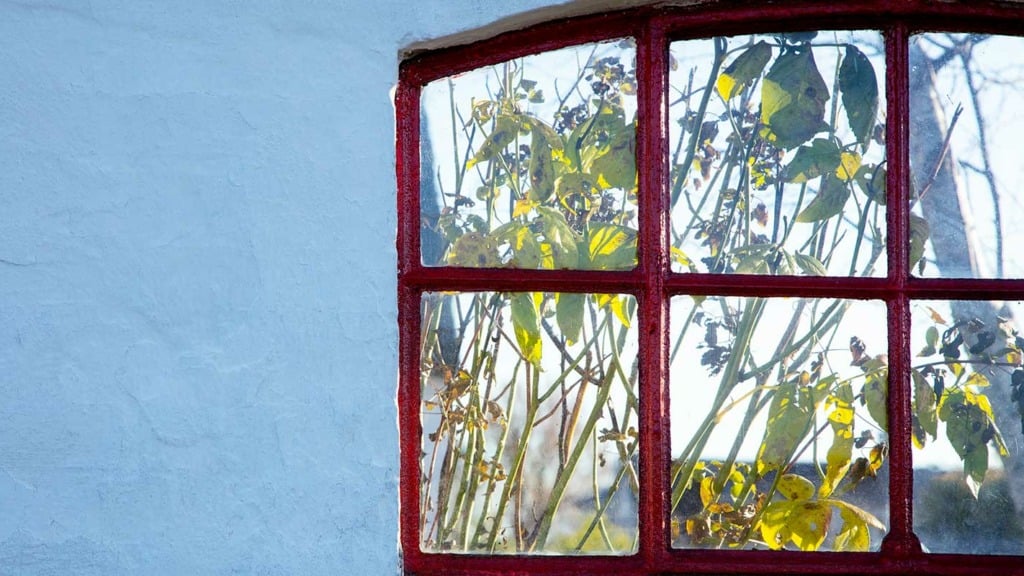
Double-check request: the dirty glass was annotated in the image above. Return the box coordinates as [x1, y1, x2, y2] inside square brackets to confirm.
[420, 291, 639, 554]
[669, 32, 886, 277]
[670, 295, 890, 551]
[420, 41, 638, 270]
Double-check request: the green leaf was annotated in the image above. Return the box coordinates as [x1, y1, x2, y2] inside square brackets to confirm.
[586, 223, 637, 270]
[838, 45, 879, 150]
[909, 214, 930, 273]
[760, 46, 830, 149]
[911, 369, 938, 448]
[862, 357, 888, 430]
[733, 243, 773, 275]
[506, 224, 543, 269]
[784, 138, 841, 183]
[794, 253, 827, 276]
[522, 116, 563, 151]
[467, 114, 520, 169]
[510, 293, 542, 365]
[964, 443, 988, 499]
[757, 381, 815, 474]
[528, 129, 556, 202]
[854, 165, 886, 205]
[555, 293, 584, 345]
[795, 175, 851, 223]
[589, 128, 636, 190]
[716, 41, 773, 100]
[536, 206, 580, 269]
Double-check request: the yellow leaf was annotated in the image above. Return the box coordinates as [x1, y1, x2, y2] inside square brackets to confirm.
[716, 73, 738, 101]
[760, 78, 792, 128]
[513, 198, 536, 219]
[699, 476, 715, 508]
[597, 294, 632, 328]
[778, 474, 815, 500]
[835, 151, 862, 181]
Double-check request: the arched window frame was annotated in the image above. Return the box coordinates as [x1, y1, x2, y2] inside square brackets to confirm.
[396, 1, 1024, 573]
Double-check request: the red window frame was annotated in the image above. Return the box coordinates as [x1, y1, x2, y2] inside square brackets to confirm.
[396, 1, 1024, 574]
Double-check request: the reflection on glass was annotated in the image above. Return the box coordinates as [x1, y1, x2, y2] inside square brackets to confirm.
[909, 34, 1024, 279]
[420, 41, 638, 270]
[420, 291, 639, 554]
[669, 296, 889, 551]
[911, 300, 1024, 554]
[669, 32, 886, 276]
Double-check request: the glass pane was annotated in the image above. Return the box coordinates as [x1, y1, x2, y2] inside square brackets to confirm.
[911, 300, 1024, 554]
[420, 41, 638, 270]
[669, 32, 886, 276]
[420, 291, 639, 554]
[670, 296, 889, 551]
[909, 34, 1024, 278]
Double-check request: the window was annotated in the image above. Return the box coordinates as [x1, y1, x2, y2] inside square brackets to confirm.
[397, 2, 1024, 574]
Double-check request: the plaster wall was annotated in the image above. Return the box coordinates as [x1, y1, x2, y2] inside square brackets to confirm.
[0, 1, 559, 573]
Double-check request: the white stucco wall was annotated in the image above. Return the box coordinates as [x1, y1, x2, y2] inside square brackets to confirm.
[0, 1, 559, 573]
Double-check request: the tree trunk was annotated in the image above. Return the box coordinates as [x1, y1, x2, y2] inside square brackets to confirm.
[909, 43, 1024, 520]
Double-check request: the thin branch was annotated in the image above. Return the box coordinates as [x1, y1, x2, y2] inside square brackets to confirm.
[958, 43, 1004, 277]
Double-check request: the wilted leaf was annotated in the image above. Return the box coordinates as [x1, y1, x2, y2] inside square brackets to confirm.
[926, 306, 947, 325]
[448, 231, 499, 267]
[829, 499, 883, 552]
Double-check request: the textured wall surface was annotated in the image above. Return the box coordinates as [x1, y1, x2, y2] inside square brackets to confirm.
[0, 1, 557, 573]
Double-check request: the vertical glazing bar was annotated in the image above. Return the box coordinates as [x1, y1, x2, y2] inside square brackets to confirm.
[396, 74, 425, 563]
[635, 18, 670, 569]
[397, 69, 422, 276]
[881, 22, 922, 560]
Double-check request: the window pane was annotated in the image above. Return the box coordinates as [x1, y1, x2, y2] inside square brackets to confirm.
[420, 41, 638, 270]
[669, 296, 889, 551]
[420, 291, 639, 554]
[911, 300, 1024, 554]
[909, 34, 1024, 279]
[669, 32, 886, 276]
